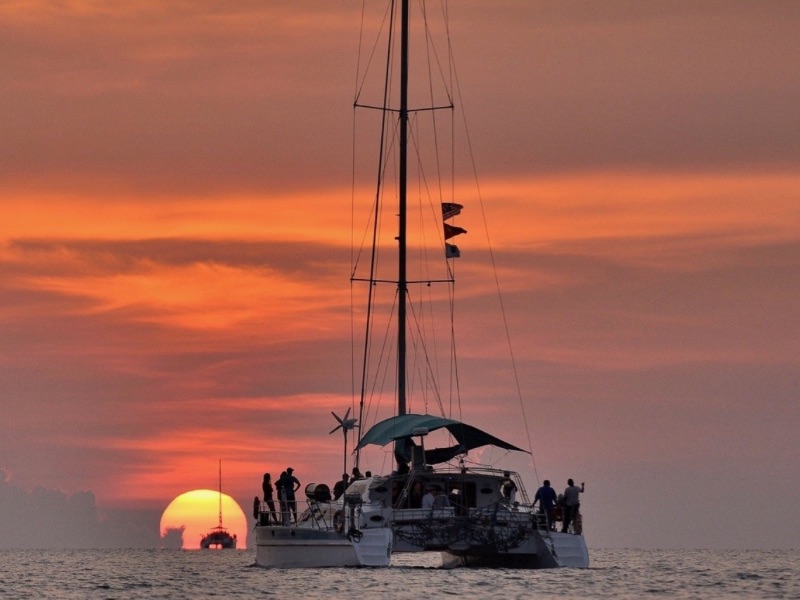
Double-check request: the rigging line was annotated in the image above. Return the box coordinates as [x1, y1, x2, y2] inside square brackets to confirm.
[351, 0, 369, 433]
[421, 0, 456, 109]
[448, 279, 462, 422]
[444, 20, 461, 424]
[420, 0, 444, 206]
[351, 6, 402, 279]
[405, 118, 463, 421]
[418, 5, 445, 408]
[364, 288, 400, 430]
[410, 115, 430, 416]
[404, 287, 446, 417]
[417, 0, 460, 426]
[355, 0, 399, 466]
[354, 0, 366, 100]
[408, 115, 442, 416]
[352, 112, 402, 279]
[448, 24, 540, 487]
[353, 0, 392, 106]
[405, 115, 457, 282]
[431, 0, 461, 422]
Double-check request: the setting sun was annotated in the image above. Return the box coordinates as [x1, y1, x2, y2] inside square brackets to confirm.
[160, 490, 248, 550]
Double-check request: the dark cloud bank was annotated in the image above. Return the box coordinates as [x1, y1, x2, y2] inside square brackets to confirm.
[0, 474, 163, 549]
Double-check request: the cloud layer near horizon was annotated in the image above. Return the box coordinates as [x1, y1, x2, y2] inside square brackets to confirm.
[2, 1, 799, 550]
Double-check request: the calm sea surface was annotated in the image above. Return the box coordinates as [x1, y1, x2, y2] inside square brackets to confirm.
[0, 549, 797, 599]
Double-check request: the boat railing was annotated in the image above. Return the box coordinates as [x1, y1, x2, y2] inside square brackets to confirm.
[467, 504, 531, 523]
[255, 501, 273, 526]
[391, 503, 536, 526]
[391, 506, 456, 522]
[294, 499, 339, 529]
[257, 499, 341, 530]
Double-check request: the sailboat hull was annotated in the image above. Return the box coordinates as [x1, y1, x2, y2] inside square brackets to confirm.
[254, 526, 392, 568]
[369, 471, 590, 569]
[440, 531, 588, 569]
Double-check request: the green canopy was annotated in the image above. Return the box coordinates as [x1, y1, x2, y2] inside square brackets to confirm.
[355, 413, 527, 465]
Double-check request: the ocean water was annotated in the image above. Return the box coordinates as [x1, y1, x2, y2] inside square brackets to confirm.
[0, 548, 797, 599]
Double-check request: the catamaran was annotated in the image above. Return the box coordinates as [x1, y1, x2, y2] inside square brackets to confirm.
[255, 0, 588, 569]
[200, 460, 237, 550]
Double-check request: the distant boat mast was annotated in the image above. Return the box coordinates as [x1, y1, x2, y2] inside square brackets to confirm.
[218, 459, 224, 529]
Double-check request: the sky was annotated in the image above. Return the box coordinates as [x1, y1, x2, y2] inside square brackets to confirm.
[1, 0, 799, 550]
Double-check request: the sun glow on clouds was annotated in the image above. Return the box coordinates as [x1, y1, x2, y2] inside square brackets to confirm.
[485, 171, 800, 248]
[88, 393, 358, 506]
[21, 261, 344, 332]
[1, 191, 355, 243]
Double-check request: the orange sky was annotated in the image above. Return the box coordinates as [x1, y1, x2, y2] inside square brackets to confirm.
[1, 1, 799, 550]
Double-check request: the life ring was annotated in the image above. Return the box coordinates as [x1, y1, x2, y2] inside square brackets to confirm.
[333, 510, 345, 534]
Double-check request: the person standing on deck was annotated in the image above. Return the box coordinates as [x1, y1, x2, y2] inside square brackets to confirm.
[261, 472, 279, 525]
[562, 479, 585, 533]
[533, 480, 558, 530]
[275, 471, 287, 524]
[502, 471, 518, 504]
[333, 473, 349, 500]
[279, 468, 301, 523]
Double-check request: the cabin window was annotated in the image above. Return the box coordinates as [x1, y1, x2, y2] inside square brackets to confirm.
[447, 481, 477, 511]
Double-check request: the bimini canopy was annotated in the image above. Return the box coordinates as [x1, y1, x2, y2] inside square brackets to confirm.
[355, 413, 528, 465]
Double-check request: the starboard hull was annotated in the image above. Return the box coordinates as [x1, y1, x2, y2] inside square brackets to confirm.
[439, 531, 589, 569]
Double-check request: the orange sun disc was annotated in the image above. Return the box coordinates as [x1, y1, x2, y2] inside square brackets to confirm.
[160, 489, 247, 550]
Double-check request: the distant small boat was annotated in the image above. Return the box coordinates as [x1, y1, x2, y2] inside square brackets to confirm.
[200, 460, 237, 550]
[200, 525, 237, 550]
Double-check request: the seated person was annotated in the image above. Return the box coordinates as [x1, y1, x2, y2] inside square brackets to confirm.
[422, 485, 451, 511]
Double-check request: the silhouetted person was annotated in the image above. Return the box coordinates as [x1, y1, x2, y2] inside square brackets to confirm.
[261, 472, 279, 524]
[409, 481, 424, 508]
[333, 473, 349, 500]
[275, 471, 287, 524]
[561, 479, 585, 533]
[534, 479, 557, 530]
[279, 467, 301, 523]
[422, 485, 450, 511]
[501, 471, 517, 504]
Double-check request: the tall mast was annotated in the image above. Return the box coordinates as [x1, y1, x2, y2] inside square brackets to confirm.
[397, 0, 409, 418]
[217, 459, 223, 528]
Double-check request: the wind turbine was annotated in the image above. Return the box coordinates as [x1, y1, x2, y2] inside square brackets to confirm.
[329, 407, 358, 477]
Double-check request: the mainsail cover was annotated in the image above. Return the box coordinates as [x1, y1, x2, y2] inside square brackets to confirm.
[355, 414, 527, 465]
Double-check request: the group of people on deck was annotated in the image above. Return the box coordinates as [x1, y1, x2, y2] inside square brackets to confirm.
[255, 468, 301, 525]
[533, 478, 585, 533]
[254, 467, 584, 533]
[256, 466, 376, 525]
